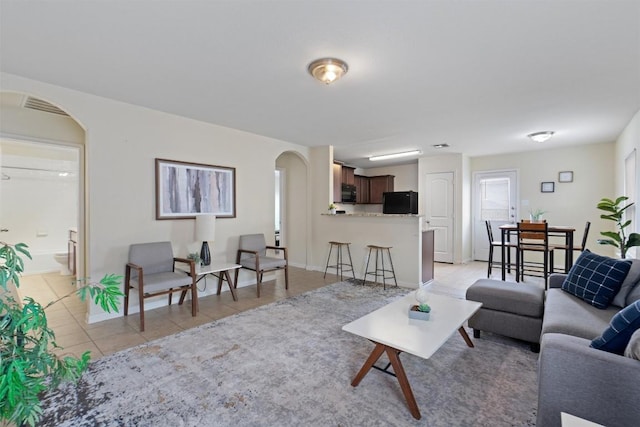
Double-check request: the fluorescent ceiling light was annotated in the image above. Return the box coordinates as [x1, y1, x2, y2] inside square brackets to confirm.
[369, 150, 422, 162]
[527, 131, 555, 143]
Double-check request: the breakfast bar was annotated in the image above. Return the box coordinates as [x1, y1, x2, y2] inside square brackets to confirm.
[317, 213, 433, 287]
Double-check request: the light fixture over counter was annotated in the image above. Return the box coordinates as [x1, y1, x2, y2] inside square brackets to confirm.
[308, 58, 348, 85]
[527, 131, 555, 143]
[369, 150, 422, 162]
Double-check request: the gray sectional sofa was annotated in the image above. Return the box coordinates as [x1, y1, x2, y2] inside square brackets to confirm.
[537, 261, 640, 427]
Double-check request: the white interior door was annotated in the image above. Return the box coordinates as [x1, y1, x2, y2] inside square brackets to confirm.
[473, 170, 518, 261]
[424, 172, 454, 263]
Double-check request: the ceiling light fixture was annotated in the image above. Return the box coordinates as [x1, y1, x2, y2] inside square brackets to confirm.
[369, 150, 422, 162]
[527, 131, 555, 143]
[433, 143, 449, 149]
[307, 58, 348, 85]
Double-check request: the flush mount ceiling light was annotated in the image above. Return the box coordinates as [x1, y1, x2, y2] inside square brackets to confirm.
[307, 58, 348, 85]
[433, 143, 449, 149]
[527, 131, 555, 143]
[369, 150, 422, 162]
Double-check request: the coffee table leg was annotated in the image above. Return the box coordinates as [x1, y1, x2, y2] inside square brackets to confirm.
[351, 342, 386, 387]
[385, 347, 421, 420]
[458, 326, 474, 348]
[351, 342, 421, 420]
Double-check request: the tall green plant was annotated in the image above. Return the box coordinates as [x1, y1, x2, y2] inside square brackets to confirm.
[596, 196, 640, 258]
[0, 242, 123, 426]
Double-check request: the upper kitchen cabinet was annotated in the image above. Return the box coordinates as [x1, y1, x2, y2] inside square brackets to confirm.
[342, 166, 355, 186]
[368, 175, 395, 204]
[355, 175, 370, 204]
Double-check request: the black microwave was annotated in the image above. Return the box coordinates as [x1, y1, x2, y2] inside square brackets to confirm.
[341, 184, 356, 203]
[383, 191, 418, 214]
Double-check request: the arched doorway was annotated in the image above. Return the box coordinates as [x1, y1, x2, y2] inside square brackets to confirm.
[0, 91, 86, 306]
[275, 151, 309, 267]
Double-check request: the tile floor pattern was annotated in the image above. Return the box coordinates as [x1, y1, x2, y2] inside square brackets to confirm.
[14, 261, 538, 361]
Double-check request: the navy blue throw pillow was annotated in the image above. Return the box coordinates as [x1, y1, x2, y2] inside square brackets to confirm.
[591, 300, 640, 354]
[561, 250, 632, 309]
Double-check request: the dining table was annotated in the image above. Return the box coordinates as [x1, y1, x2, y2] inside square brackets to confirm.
[499, 223, 576, 281]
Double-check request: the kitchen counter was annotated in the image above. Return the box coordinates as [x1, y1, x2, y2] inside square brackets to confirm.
[321, 213, 423, 217]
[316, 213, 431, 287]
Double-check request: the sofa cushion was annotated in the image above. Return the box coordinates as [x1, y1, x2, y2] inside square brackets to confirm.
[466, 279, 544, 317]
[626, 281, 640, 306]
[561, 250, 631, 309]
[625, 329, 640, 360]
[591, 300, 640, 355]
[542, 289, 619, 339]
[612, 259, 640, 307]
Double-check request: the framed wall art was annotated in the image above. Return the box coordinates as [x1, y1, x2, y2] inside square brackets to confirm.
[558, 171, 574, 183]
[155, 158, 236, 219]
[541, 182, 555, 193]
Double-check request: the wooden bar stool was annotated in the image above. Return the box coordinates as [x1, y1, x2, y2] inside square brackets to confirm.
[362, 245, 398, 289]
[324, 241, 356, 281]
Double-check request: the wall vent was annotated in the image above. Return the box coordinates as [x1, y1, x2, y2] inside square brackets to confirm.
[23, 97, 69, 116]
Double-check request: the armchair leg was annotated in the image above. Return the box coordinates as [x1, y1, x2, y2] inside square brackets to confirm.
[138, 286, 145, 332]
[284, 266, 289, 290]
[256, 271, 261, 298]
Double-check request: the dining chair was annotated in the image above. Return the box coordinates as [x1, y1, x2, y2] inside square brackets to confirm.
[550, 221, 590, 273]
[517, 221, 552, 288]
[485, 220, 518, 278]
[235, 233, 288, 297]
[124, 241, 197, 331]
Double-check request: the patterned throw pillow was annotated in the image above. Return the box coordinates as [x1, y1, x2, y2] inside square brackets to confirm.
[591, 300, 640, 355]
[561, 250, 632, 309]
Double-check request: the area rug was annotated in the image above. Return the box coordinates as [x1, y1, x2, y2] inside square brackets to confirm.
[40, 282, 538, 426]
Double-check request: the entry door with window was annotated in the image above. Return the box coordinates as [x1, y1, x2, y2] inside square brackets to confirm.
[473, 170, 518, 261]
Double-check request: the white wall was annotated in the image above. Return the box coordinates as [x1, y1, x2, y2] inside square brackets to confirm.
[1, 72, 311, 322]
[471, 142, 615, 258]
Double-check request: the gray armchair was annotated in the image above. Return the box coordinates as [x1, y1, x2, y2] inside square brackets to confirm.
[124, 241, 197, 331]
[235, 234, 288, 297]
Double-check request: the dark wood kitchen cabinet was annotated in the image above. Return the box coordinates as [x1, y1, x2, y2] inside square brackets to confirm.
[368, 175, 395, 204]
[354, 175, 370, 204]
[342, 166, 355, 186]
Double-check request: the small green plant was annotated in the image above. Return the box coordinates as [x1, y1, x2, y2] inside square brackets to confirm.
[328, 203, 337, 210]
[1, 242, 123, 426]
[597, 196, 640, 258]
[529, 208, 546, 221]
[187, 252, 201, 265]
[417, 303, 431, 313]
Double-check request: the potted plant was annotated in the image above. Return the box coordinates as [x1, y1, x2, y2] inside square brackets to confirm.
[409, 303, 431, 320]
[596, 196, 640, 258]
[0, 242, 123, 426]
[529, 208, 546, 222]
[328, 203, 337, 214]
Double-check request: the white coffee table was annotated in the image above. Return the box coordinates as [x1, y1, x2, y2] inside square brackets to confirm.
[178, 262, 242, 302]
[342, 292, 482, 420]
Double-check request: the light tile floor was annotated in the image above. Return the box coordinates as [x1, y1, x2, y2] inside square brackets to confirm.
[14, 261, 535, 361]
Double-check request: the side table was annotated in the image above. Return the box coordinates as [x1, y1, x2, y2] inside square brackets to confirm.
[178, 262, 241, 302]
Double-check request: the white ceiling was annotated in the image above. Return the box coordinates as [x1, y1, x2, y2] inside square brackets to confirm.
[1, 0, 639, 168]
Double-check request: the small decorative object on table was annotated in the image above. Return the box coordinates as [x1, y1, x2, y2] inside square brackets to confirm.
[328, 203, 337, 215]
[409, 285, 431, 320]
[187, 252, 201, 266]
[529, 208, 546, 222]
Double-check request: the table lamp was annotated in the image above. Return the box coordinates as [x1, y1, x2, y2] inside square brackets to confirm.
[195, 214, 216, 266]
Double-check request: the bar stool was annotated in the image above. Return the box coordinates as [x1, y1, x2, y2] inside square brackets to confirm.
[362, 245, 398, 289]
[324, 241, 356, 281]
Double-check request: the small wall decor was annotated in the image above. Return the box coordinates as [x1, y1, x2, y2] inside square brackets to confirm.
[155, 158, 236, 219]
[541, 182, 555, 193]
[558, 171, 574, 183]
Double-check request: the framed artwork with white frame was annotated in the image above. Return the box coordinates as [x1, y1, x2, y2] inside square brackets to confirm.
[558, 171, 574, 183]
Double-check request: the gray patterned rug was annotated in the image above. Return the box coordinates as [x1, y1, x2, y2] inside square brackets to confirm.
[40, 282, 538, 426]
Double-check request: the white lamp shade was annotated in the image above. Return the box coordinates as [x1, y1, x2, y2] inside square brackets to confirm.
[195, 215, 216, 242]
